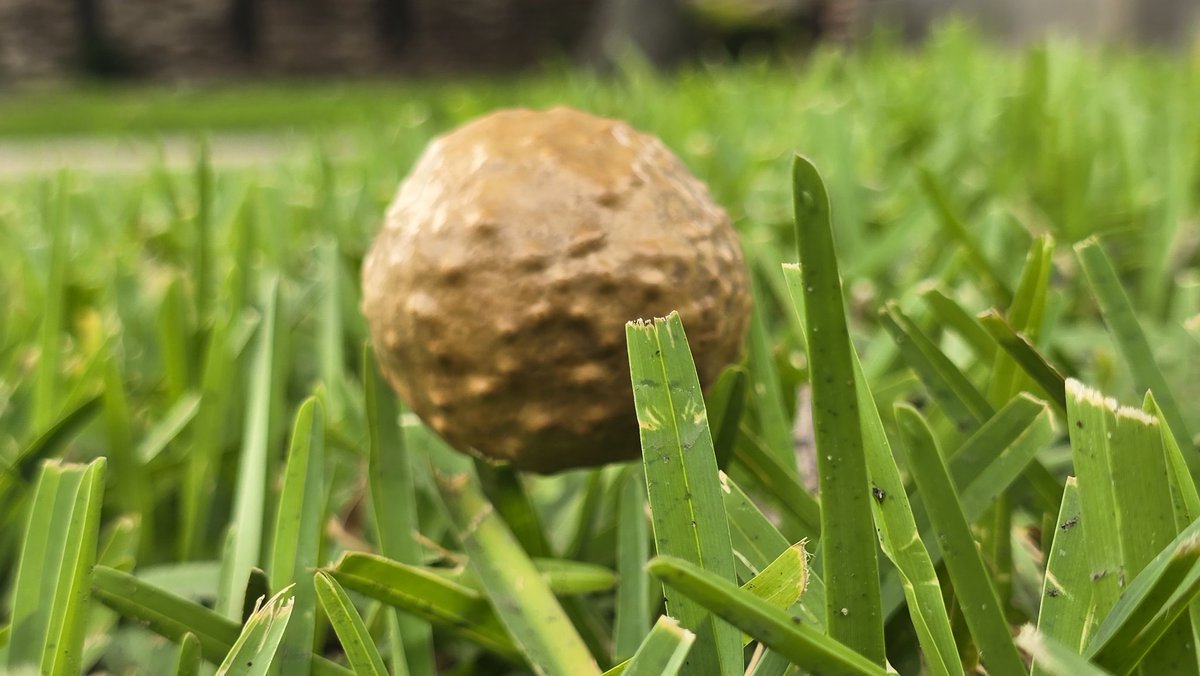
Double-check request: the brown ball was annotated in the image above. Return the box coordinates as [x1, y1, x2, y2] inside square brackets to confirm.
[362, 106, 751, 473]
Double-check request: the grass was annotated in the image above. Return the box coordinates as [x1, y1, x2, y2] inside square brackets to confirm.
[2, 20, 1200, 675]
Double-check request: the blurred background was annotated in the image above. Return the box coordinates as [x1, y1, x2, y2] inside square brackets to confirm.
[1, 0, 1198, 82]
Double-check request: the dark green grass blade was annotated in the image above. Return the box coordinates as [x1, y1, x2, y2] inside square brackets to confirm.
[895, 405, 1027, 675]
[648, 556, 887, 675]
[978, 310, 1067, 412]
[626, 312, 743, 675]
[706, 366, 748, 469]
[0, 394, 101, 502]
[314, 572, 387, 676]
[919, 285, 997, 362]
[791, 155, 885, 664]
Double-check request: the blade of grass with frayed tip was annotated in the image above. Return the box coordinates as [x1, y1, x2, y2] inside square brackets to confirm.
[6, 458, 106, 676]
[978, 310, 1067, 412]
[431, 463, 600, 676]
[1032, 478, 1094, 674]
[328, 552, 520, 662]
[648, 556, 887, 675]
[626, 311, 742, 676]
[175, 632, 202, 676]
[1076, 238, 1198, 475]
[784, 265, 961, 675]
[363, 345, 434, 676]
[91, 566, 351, 676]
[314, 572, 387, 676]
[267, 397, 324, 676]
[219, 276, 279, 621]
[614, 465, 652, 662]
[791, 155, 885, 664]
[895, 405, 1026, 675]
[216, 586, 294, 676]
[919, 285, 997, 362]
[1017, 626, 1112, 676]
[621, 616, 695, 676]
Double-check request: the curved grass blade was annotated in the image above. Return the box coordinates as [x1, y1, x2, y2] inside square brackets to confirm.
[895, 405, 1026, 675]
[622, 616, 695, 676]
[648, 556, 887, 676]
[431, 464, 600, 675]
[791, 155, 885, 664]
[313, 572, 387, 676]
[90, 566, 351, 676]
[175, 632, 202, 676]
[216, 587, 294, 676]
[1017, 626, 1112, 676]
[626, 311, 743, 675]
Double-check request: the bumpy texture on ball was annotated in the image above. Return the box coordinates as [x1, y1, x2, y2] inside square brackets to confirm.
[362, 106, 751, 472]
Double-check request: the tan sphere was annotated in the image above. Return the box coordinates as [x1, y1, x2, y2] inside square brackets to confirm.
[362, 106, 751, 473]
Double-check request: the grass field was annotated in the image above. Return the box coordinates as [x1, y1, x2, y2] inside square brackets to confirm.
[2, 22, 1200, 675]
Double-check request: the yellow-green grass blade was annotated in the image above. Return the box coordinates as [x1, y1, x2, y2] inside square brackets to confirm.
[216, 587, 294, 676]
[648, 556, 887, 675]
[978, 310, 1067, 412]
[626, 311, 743, 676]
[987, 234, 1053, 407]
[621, 616, 696, 676]
[33, 178, 67, 432]
[895, 405, 1026, 675]
[784, 265, 962, 675]
[431, 463, 600, 676]
[431, 557, 617, 596]
[1017, 626, 1113, 676]
[1075, 238, 1198, 476]
[1032, 479, 1095, 674]
[91, 566, 351, 676]
[267, 397, 324, 676]
[919, 285, 998, 362]
[364, 346, 434, 676]
[791, 155, 885, 664]
[614, 466, 653, 662]
[313, 572, 388, 676]
[136, 391, 201, 464]
[316, 237, 346, 423]
[6, 458, 105, 676]
[175, 632, 202, 676]
[192, 141, 213, 328]
[219, 276, 279, 621]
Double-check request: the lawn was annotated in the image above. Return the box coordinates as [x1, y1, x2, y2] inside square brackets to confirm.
[2, 22, 1199, 675]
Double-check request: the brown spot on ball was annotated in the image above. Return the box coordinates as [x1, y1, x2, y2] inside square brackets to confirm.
[362, 106, 751, 472]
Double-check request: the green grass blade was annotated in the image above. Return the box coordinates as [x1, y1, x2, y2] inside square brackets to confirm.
[91, 566, 350, 675]
[1017, 626, 1113, 676]
[614, 466, 653, 662]
[706, 366, 748, 469]
[316, 237, 346, 422]
[1, 394, 101, 501]
[648, 556, 887, 675]
[136, 391, 202, 464]
[1075, 238, 1197, 474]
[919, 285, 997, 362]
[475, 459, 554, 558]
[363, 345, 434, 676]
[730, 426, 822, 539]
[431, 464, 600, 675]
[267, 397, 325, 676]
[895, 405, 1027, 675]
[978, 310, 1067, 412]
[219, 276, 279, 620]
[622, 616, 696, 676]
[328, 552, 521, 662]
[175, 632, 202, 676]
[791, 155, 885, 663]
[917, 167, 1012, 306]
[313, 572, 387, 676]
[6, 458, 106, 676]
[745, 292, 797, 474]
[626, 311, 743, 675]
[1033, 479, 1095, 673]
[32, 179, 67, 432]
[216, 587, 294, 676]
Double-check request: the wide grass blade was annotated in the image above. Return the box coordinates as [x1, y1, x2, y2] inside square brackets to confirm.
[648, 556, 887, 675]
[621, 616, 696, 676]
[216, 587, 294, 676]
[431, 463, 600, 675]
[5, 458, 106, 676]
[313, 572, 387, 676]
[895, 405, 1027, 675]
[1032, 479, 1094, 673]
[791, 155, 885, 664]
[614, 466, 652, 662]
[267, 397, 325, 676]
[626, 311, 743, 675]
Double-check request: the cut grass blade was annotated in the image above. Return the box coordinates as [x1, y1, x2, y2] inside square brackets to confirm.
[5, 458, 106, 676]
[791, 155, 885, 664]
[895, 405, 1027, 675]
[431, 463, 600, 676]
[626, 311, 743, 675]
[314, 572, 387, 676]
[1032, 478, 1094, 673]
[267, 397, 325, 676]
[614, 465, 652, 662]
[621, 616, 696, 676]
[1017, 626, 1112, 676]
[90, 566, 351, 675]
[216, 586, 294, 676]
[648, 556, 887, 675]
